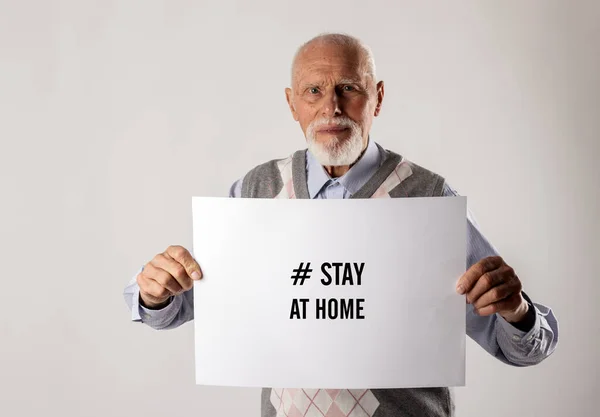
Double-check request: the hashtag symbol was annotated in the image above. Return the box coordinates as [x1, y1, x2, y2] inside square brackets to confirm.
[291, 262, 312, 285]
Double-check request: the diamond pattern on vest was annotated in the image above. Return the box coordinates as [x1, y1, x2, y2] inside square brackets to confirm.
[270, 388, 380, 417]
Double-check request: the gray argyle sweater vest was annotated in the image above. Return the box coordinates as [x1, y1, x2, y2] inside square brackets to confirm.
[241, 143, 453, 417]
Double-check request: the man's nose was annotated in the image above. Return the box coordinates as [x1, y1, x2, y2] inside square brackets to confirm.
[321, 91, 342, 117]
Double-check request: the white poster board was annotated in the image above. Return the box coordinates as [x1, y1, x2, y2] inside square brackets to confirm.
[192, 196, 466, 389]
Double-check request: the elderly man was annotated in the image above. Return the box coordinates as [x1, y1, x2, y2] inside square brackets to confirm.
[124, 33, 558, 417]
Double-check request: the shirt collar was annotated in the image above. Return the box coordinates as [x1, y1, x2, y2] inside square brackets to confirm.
[305, 137, 382, 198]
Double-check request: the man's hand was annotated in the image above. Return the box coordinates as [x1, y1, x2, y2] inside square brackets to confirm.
[456, 256, 529, 323]
[136, 245, 202, 309]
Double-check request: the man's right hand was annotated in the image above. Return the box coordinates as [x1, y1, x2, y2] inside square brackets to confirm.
[136, 245, 202, 309]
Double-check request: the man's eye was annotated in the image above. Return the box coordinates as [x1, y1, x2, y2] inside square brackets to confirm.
[343, 85, 355, 91]
[309, 88, 319, 94]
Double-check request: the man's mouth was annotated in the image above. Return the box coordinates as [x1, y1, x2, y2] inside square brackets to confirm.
[317, 126, 349, 133]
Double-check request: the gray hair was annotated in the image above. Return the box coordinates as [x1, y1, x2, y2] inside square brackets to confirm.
[291, 33, 377, 84]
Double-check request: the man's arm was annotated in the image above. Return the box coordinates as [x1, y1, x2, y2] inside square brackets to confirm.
[444, 182, 559, 366]
[122, 178, 244, 330]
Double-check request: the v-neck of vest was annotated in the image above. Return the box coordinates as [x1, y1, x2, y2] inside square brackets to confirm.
[291, 146, 403, 199]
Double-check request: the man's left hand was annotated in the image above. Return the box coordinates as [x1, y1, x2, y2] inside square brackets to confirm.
[456, 256, 529, 323]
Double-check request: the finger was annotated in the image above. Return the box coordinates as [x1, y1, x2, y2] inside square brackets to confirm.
[456, 256, 503, 295]
[165, 245, 203, 280]
[475, 292, 522, 316]
[137, 272, 171, 301]
[466, 265, 512, 304]
[472, 282, 515, 310]
[142, 262, 183, 295]
[151, 253, 194, 292]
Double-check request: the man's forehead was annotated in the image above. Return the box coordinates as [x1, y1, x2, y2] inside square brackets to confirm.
[293, 43, 368, 86]
[296, 71, 365, 87]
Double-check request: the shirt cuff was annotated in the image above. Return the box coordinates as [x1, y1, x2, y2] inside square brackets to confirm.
[496, 301, 541, 344]
[131, 285, 182, 327]
[130, 285, 143, 321]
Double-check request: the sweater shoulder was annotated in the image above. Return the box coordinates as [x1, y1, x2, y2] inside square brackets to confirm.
[404, 158, 445, 184]
[240, 153, 295, 198]
[381, 150, 446, 197]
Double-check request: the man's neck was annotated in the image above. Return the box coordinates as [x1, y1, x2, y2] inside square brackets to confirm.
[323, 164, 351, 178]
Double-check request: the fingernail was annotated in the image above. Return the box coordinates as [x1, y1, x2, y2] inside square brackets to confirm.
[457, 285, 465, 295]
[192, 271, 201, 280]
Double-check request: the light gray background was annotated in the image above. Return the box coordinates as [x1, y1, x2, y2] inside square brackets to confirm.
[1, 1, 598, 416]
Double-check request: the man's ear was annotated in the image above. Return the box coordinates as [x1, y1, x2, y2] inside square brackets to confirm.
[285, 88, 299, 121]
[374, 80, 384, 117]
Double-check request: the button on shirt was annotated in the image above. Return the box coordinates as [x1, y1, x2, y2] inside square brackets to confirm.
[123, 139, 559, 367]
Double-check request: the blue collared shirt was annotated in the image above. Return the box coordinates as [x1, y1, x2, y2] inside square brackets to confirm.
[123, 140, 559, 367]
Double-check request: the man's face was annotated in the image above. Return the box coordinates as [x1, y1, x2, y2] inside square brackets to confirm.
[285, 43, 384, 166]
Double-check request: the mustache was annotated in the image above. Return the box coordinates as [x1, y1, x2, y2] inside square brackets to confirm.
[308, 117, 357, 129]
[307, 117, 360, 141]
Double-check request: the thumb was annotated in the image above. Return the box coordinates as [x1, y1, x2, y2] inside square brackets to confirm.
[165, 245, 203, 280]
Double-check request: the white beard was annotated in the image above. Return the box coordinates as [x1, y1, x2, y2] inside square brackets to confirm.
[306, 116, 364, 166]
